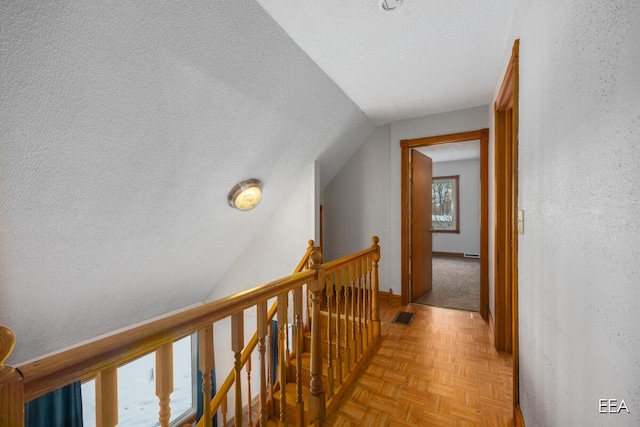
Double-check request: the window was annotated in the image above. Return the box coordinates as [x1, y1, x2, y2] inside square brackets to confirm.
[82, 334, 197, 426]
[432, 175, 459, 233]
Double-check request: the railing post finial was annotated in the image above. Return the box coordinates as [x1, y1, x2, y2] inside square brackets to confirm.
[0, 325, 24, 426]
[309, 249, 323, 269]
[371, 236, 380, 256]
[0, 326, 16, 376]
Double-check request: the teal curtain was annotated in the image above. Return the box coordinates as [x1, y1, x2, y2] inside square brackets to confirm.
[25, 381, 83, 427]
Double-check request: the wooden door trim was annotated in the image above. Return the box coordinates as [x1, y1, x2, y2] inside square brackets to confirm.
[400, 129, 489, 321]
[495, 39, 520, 420]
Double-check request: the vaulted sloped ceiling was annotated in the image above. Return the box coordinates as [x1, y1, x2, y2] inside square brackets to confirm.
[0, 0, 373, 362]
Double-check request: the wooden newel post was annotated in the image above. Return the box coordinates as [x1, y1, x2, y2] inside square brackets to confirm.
[308, 249, 326, 425]
[0, 326, 23, 426]
[371, 236, 381, 339]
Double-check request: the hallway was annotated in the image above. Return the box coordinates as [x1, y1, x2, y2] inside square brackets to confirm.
[325, 299, 513, 426]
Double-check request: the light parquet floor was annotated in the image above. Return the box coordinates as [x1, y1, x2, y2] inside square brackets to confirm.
[325, 300, 513, 427]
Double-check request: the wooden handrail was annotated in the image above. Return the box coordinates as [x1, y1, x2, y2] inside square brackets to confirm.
[16, 269, 315, 401]
[196, 239, 317, 426]
[323, 246, 377, 273]
[1, 236, 381, 426]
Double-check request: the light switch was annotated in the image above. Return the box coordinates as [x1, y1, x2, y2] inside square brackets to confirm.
[517, 209, 524, 235]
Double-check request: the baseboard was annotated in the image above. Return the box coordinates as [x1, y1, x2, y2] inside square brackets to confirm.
[515, 404, 525, 427]
[433, 251, 465, 258]
[379, 289, 402, 306]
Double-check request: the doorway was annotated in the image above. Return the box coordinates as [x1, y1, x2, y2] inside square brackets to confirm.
[400, 129, 489, 320]
[495, 39, 521, 424]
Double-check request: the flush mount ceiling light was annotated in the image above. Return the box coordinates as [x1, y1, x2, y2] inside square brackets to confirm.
[379, 0, 403, 11]
[228, 179, 263, 211]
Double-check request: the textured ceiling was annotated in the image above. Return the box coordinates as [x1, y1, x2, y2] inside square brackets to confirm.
[255, 0, 516, 125]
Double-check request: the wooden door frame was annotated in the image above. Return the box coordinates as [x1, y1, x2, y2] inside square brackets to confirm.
[494, 39, 521, 424]
[400, 129, 489, 320]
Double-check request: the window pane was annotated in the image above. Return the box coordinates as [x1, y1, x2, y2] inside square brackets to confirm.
[171, 335, 194, 422]
[81, 335, 194, 426]
[81, 379, 96, 426]
[431, 176, 459, 232]
[118, 351, 157, 425]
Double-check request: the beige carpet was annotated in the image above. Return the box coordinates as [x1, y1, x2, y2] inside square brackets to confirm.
[414, 256, 480, 312]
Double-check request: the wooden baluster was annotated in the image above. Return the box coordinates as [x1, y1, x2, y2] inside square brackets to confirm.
[257, 301, 268, 427]
[156, 342, 174, 427]
[306, 287, 313, 334]
[361, 260, 365, 349]
[96, 365, 118, 427]
[325, 273, 335, 397]
[247, 355, 253, 427]
[335, 271, 343, 386]
[356, 259, 364, 357]
[343, 266, 351, 374]
[267, 316, 275, 418]
[232, 312, 244, 427]
[285, 306, 291, 365]
[293, 287, 304, 425]
[350, 263, 358, 362]
[371, 236, 381, 338]
[365, 257, 371, 345]
[277, 293, 288, 425]
[0, 326, 24, 426]
[222, 395, 228, 426]
[198, 325, 214, 427]
[308, 249, 326, 425]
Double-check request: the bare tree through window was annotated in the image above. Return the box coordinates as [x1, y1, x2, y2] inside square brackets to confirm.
[432, 175, 459, 233]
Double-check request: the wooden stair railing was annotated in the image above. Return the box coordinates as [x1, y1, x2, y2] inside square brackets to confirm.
[0, 236, 380, 427]
[197, 240, 317, 427]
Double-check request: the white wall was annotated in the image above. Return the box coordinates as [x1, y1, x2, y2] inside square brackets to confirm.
[324, 106, 489, 296]
[323, 126, 391, 290]
[494, 1, 640, 426]
[431, 159, 480, 255]
[207, 163, 318, 302]
[0, 1, 373, 364]
[206, 163, 317, 403]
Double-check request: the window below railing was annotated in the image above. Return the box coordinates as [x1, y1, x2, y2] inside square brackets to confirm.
[81, 334, 197, 426]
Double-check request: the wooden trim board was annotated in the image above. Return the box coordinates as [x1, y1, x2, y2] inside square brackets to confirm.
[379, 290, 402, 306]
[488, 309, 496, 339]
[400, 129, 489, 321]
[515, 404, 525, 427]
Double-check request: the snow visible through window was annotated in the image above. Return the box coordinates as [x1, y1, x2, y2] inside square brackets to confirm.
[81, 335, 194, 426]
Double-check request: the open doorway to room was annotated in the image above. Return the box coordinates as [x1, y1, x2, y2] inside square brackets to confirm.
[400, 130, 489, 320]
[413, 142, 481, 312]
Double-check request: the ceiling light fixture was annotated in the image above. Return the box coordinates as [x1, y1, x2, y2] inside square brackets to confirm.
[379, 0, 403, 11]
[228, 179, 263, 211]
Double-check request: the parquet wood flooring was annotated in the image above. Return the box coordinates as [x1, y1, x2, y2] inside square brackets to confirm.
[325, 300, 513, 426]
